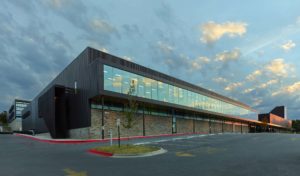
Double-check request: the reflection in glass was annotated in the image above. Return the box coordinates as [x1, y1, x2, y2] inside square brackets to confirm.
[103, 65, 257, 119]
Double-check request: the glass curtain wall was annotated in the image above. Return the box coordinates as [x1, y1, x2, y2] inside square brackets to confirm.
[15, 101, 29, 118]
[103, 65, 257, 119]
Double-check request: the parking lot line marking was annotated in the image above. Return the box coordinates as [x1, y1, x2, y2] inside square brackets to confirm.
[156, 139, 169, 142]
[134, 142, 151, 145]
[175, 152, 195, 157]
[134, 134, 222, 145]
[63, 168, 87, 176]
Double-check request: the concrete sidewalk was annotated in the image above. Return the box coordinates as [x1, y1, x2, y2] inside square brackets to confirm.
[14, 131, 223, 144]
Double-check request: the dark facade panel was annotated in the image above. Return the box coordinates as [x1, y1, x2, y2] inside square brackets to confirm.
[23, 47, 101, 133]
[38, 85, 69, 138]
[22, 104, 34, 130]
[258, 114, 269, 123]
[270, 106, 286, 119]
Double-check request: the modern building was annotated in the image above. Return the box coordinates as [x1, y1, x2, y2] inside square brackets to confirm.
[7, 99, 30, 131]
[258, 106, 292, 132]
[21, 47, 292, 139]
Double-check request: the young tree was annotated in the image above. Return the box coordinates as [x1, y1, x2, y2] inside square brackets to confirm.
[0, 111, 8, 126]
[122, 80, 139, 140]
[292, 120, 300, 133]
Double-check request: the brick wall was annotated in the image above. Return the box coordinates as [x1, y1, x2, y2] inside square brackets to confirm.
[195, 119, 210, 133]
[69, 109, 249, 139]
[233, 124, 241, 133]
[224, 122, 233, 132]
[145, 115, 172, 136]
[211, 121, 223, 133]
[242, 124, 249, 133]
[176, 118, 194, 134]
[102, 110, 143, 138]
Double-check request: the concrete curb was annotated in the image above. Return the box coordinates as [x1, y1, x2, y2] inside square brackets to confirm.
[88, 149, 113, 157]
[87, 148, 167, 158]
[14, 132, 209, 144]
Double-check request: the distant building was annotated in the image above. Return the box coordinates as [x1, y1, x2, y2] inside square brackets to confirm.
[258, 106, 292, 132]
[19, 47, 291, 139]
[7, 99, 30, 131]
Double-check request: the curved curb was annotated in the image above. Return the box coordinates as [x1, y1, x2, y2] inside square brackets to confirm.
[88, 149, 113, 157]
[113, 148, 167, 158]
[87, 148, 167, 158]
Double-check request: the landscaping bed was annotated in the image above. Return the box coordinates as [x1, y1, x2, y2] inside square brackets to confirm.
[92, 145, 160, 155]
[88, 144, 166, 158]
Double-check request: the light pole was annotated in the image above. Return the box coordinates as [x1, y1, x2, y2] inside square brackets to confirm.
[117, 118, 121, 148]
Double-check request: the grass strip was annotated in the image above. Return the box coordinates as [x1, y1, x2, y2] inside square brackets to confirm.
[92, 145, 160, 155]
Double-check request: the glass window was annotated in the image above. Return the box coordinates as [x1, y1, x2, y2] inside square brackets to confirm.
[130, 75, 138, 96]
[112, 68, 122, 93]
[168, 85, 174, 104]
[122, 71, 130, 94]
[137, 75, 145, 97]
[103, 64, 257, 119]
[104, 65, 113, 91]
[144, 77, 152, 99]
[173, 86, 179, 104]
[178, 88, 184, 105]
[151, 80, 158, 100]
[158, 81, 168, 102]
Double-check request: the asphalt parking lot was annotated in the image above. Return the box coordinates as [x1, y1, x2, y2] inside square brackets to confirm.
[1, 133, 300, 176]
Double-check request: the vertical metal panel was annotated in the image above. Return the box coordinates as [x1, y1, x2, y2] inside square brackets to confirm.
[23, 47, 101, 132]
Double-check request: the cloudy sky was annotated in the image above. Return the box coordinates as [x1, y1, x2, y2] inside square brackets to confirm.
[1, 0, 300, 119]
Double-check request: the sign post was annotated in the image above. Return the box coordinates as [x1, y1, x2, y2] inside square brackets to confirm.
[117, 118, 121, 148]
[109, 128, 112, 146]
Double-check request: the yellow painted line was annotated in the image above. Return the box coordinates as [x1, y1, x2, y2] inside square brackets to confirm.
[290, 138, 300, 141]
[63, 168, 88, 176]
[175, 152, 195, 157]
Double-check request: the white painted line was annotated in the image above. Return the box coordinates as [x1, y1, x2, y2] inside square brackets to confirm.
[186, 136, 196, 139]
[155, 140, 169, 143]
[134, 133, 222, 145]
[134, 142, 151, 145]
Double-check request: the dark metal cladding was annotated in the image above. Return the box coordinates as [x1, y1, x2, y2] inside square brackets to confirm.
[23, 47, 101, 133]
[270, 106, 286, 119]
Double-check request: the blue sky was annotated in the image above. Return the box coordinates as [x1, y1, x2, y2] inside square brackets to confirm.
[1, 0, 300, 119]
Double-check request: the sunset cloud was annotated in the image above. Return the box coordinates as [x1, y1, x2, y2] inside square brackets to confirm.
[225, 82, 243, 91]
[190, 56, 210, 70]
[213, 77, 228, 83]
[243, 88, 254, 94]
[90, 19, 115, 33]
[157, 41, 174, 53]
[272, 81, 300, 96]
[258, 79, 278, 88]
[200, 21, 247, 43]
[265, 58, 290, 77]
[246, 70, 262, 81]
[281, 40, 296, 52]
[215, 48, 241, 62]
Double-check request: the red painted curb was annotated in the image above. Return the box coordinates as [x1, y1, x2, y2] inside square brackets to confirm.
[88, 149, 113, 157]
[15, 131, 209, 144]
